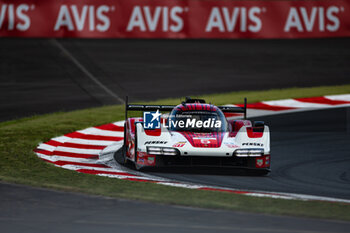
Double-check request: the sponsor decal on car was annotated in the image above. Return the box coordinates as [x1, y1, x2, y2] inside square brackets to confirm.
[256, 158, 264, 168]
[242, 142, 264, 146]
[144, 141, 167, 145]
[193, 137, 217, 145]
[265, 156, 270, 166]
[138, 158, 145, 164]
[255, 155, 270, 168]
[147, 156, 155, 165]
[173, 141, 186, 147]
[224, 142, 239, 148]
[137, 152, 156, 166]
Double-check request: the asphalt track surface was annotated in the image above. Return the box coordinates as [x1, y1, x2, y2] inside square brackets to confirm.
[149, 107, 350, 200]
[1, 38, 350, 232]
[1, 182, 350, 233]
[1, 38, 350, 121]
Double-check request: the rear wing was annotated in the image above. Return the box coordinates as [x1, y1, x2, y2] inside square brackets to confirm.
[125, 96, 247, 122]
[125, 96, 176, 122]
[218, 98, 247, 119]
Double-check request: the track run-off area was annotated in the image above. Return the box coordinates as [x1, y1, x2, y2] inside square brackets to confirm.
[34, 94, 350, 203]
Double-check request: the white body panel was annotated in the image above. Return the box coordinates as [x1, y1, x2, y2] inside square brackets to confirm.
[136, 123, 270, 157]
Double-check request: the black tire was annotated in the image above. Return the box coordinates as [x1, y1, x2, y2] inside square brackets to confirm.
[114, 145, 127, 165]
[246, 169, 270, 176]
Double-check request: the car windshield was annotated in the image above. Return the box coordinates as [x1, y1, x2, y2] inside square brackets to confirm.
[168, 109, 228, 132]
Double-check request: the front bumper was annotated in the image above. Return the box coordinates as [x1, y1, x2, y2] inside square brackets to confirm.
[136, 151, 270, 170]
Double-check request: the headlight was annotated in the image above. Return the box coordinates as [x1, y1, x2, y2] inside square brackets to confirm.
[234, 149, 264, 157]
[147, 147, 179, 156]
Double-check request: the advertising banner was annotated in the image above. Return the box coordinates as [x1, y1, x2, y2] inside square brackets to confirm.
[0, 0, 349, 38]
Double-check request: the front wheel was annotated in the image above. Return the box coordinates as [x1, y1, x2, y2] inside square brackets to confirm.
[246, 169, 270, 176]
[114, 145, 127, 165]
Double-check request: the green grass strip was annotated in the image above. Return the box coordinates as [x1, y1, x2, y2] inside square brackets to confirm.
[0, 84, 349, 221]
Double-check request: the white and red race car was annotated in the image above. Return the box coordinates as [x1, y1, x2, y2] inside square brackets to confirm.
[116, 97, 270, 175]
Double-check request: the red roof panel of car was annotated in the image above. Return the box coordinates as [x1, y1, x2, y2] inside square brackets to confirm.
[174, 103, 219, 112]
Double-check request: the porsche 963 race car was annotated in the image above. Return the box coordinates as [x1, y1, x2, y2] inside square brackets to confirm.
[115, 97, 270, 175]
